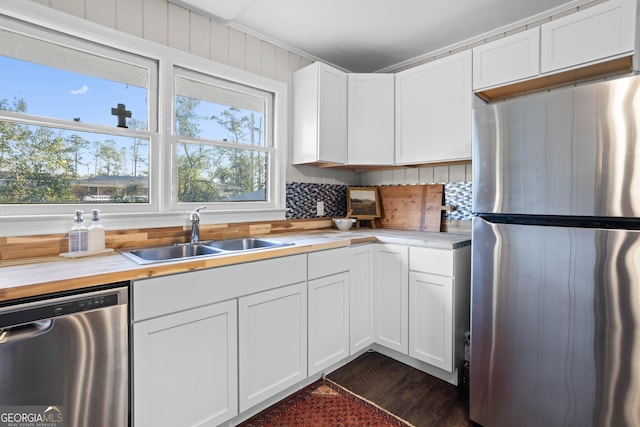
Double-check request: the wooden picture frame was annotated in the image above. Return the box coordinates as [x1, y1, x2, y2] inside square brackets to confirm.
[347, 187, 381, 219]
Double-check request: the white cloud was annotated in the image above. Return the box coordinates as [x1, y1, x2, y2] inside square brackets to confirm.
[69, 85, 89, 95]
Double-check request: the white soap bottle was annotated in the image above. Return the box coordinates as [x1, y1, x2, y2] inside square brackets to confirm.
[69, 210, 88, 253]
[88, 209, 106, 252]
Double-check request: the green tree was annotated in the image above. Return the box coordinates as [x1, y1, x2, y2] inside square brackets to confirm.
[0, 98, 29, 173]
[5, 126, 73, 203]
[65, 134, 89, 179]
[210, 108, 266, 198]
[176, 96, 220, 201]
[128, 118, 148, 176]
[98, 139, 122, 175]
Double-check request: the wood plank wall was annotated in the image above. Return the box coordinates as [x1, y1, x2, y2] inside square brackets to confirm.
[35, 0, 314, 86]
[0, 218, 333, 261]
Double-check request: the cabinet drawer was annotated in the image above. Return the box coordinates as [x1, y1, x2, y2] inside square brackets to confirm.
[133, 254, 307, 321]
[308, 247, 350, 279]
[409, 246, 453, 276]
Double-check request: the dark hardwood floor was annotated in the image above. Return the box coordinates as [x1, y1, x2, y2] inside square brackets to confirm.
[327, 351, 476, 427]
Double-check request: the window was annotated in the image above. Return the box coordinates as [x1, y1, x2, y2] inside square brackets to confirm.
[0, 4, 286, 233]
[0, 25, 155, 212]
[173, 70, 275, 208]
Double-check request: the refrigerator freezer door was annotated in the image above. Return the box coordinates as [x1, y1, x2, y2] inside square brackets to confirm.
[470, 217, 640, 427]
[473, 75, 640, 217]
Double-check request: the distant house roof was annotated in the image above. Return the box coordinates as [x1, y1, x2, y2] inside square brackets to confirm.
[224, 188, 266, 201]
[73, 175, 148, 188]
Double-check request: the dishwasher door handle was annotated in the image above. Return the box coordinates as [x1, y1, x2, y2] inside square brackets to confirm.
[0, 319, 54, 344]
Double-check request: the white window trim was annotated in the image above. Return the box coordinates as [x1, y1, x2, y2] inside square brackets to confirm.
[171, 67, 277, 212]
[0, 0, 288, 236]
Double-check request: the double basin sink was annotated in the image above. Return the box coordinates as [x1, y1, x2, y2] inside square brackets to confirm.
[120, 238, 294, 264]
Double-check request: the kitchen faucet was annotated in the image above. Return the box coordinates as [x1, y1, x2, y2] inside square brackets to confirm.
[190, 206, 206, 244]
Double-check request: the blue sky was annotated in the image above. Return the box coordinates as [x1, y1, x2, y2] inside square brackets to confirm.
[0, 56, 147, 128]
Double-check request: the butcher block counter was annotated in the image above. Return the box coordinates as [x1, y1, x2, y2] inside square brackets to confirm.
[0, 229, 470, 302]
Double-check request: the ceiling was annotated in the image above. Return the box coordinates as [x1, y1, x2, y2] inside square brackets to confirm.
[171, 0, 589, 72]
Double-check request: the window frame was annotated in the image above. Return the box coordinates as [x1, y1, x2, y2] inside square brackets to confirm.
[0, 1, 288, 235]
[171, 68, 276, 211]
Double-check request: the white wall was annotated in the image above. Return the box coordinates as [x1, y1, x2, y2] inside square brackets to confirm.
[363, 163, 471, 186]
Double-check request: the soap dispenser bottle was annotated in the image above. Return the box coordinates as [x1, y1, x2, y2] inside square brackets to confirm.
[88, 209, 106, 252]
[69, 210, 88, 253]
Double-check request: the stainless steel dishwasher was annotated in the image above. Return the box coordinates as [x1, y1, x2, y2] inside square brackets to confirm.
[0, 284, 129, 427]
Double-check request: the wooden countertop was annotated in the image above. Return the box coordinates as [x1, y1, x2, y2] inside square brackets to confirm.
[0, 229, 470, 302]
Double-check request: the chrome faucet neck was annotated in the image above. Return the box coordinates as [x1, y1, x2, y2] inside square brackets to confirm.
[189, 206, 206, 243]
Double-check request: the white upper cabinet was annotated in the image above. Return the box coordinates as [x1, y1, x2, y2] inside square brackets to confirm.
[347, 73, 395, 165]
[395, 50, 472, 165]
[473, 28, 540, 90]
[292, 62, 347, 165]
[541, 0, 637, 73]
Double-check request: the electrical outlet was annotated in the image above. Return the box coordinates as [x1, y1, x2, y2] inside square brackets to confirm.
[316, 201, 325, 216]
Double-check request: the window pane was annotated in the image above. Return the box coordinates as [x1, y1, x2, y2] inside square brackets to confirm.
[0, 56, 148, 129]
[0, 30, 148, 129]
[177, 142, 267, 203]
[0, 120, 149, 204]
[175, 76, 267, 146]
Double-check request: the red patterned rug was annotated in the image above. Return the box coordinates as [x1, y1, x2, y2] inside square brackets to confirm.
[238, 378, 414, 427]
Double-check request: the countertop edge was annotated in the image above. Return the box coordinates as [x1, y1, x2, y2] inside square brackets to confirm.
[0, 230, 471, 302]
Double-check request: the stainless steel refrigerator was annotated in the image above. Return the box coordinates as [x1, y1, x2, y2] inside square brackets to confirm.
[471, 75, 640, 427]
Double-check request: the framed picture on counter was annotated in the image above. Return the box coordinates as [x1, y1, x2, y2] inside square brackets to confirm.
[347, 187, 381, 219]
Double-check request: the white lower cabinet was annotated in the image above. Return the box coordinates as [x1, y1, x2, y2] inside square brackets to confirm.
[408, 245, 471, 374]
[349, 245, 374, 354]
[308, 272, 350, 375]
[131, 241, 471, 424]
[238, 282, 307, 412]
[373, 244, 409, 353]
[409, 271, 453, 371]
[133, 300, 238, 427]
[307, 247, 351, 375]
[132, 254, 307, 426]
[371, 242, 471, 379]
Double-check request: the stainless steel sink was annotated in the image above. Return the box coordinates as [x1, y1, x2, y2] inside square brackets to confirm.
[202, 237, 293, 251]
[120, 238, 293, 264]
[120, 243, 224, 264]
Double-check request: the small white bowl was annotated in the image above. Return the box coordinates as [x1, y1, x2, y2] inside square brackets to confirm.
[333, 218, 356, 231]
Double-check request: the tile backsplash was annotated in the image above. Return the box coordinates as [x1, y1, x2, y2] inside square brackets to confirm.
[286, 182, 473, 221]
[445, 182, 473, 221]
[286, 183, 347, 219]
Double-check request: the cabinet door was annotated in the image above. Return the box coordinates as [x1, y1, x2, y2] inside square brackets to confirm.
[292, 62, 347, 164]
[308, 272, 350, 375]
[350, 245, 374, 354]
[133, 300, 238, 427]
[541, 0, 636, 73]
[374, 244, 409, 353]
[348, 73, 395, 165]
[473, 28, 540, 90]
[409, 271, 454, 372]
[238, 282, 307, 412]
[395, 50, 472, 165]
